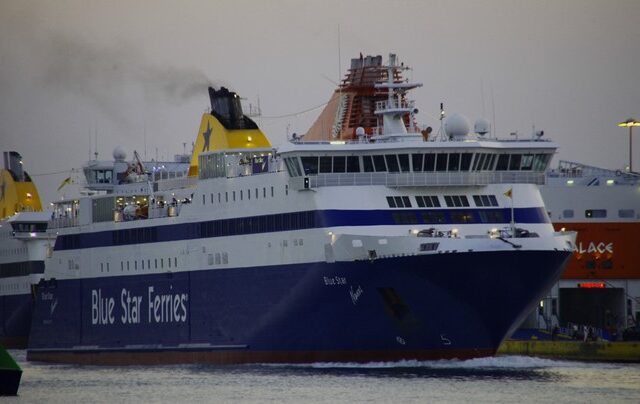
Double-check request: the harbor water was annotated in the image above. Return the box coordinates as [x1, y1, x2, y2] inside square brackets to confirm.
[8, 350, 640, 403]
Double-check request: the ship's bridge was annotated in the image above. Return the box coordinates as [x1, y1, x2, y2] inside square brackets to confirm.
[6, 211, 51, 239]
[198, 148, 277, 180]
[278, 138, 556, 190]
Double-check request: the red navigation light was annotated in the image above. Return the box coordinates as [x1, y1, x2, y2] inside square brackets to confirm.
[578, 282, 606, 289]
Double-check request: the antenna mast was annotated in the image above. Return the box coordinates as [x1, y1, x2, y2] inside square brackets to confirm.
[94, 126, 99, 160]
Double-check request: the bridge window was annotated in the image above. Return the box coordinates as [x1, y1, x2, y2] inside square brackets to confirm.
[496, 154, 510, 170]
[363, 155, 374, 172]
[424, 154, 435, 171]
[509, 154, 522, 170]
[562, 209, 574, 218]
[484, 154, 496, 170]
[448, 153, 460, 171]
[301, 157, 319, 174]
[533, 154, 552, 171]
[346, 156, 360, 172]
[398, 154, 410, 172]
[385, 155, 399, 172]
[473, 153, 485, 171]
[435, 153, 448, 171]
[332, 156, 346, 173]
[460, 153, 473, 171]
[94, 169, 113, 184]
[412, 153, 424, 172]
[521, 154, 534, 170]
[319, 156, 332, 173]
[373, 155, 387, 172]
[284, 157, 302, 177]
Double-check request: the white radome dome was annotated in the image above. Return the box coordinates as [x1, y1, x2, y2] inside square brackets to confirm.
[444, 113, 470, 139]
[474, 118, 491, 136]
[113, 146, 127, 161]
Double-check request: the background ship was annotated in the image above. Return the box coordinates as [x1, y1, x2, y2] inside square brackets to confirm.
[27, 55, 573, 364]
[533, 162, 640, 339]
[0, 151, 52, 348]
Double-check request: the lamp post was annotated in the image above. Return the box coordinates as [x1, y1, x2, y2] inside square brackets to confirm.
[618, 118, 640, 172]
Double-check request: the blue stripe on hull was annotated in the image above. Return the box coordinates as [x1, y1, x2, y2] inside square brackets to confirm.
[54, 207, 549, 251]
[0, 293, 33, 348]
[28, 250, 570, 363]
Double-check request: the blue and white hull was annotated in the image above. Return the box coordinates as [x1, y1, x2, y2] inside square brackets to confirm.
[28, 232, 572, 364]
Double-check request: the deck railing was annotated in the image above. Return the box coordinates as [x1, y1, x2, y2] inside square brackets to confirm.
[291, 171, 545, 190]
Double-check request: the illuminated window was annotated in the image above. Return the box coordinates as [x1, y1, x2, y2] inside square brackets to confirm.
[585, 209, 606, 218]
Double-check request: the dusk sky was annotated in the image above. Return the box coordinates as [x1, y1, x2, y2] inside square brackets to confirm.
[1, 0, 639, 203]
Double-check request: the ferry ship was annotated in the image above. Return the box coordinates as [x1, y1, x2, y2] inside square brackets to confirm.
[27, 54, 574, 364]
[0, 151, 52, 348]
[306, 53, 640, 340]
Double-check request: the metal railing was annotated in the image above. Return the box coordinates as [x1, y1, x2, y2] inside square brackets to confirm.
[291, 171, 545, 189]
[375, 99, 415, 112]
[49, 217, 79, 229]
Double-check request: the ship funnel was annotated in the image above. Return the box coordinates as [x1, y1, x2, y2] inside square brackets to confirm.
[3, 151, 24, 181]
[208, 86, 257, 130]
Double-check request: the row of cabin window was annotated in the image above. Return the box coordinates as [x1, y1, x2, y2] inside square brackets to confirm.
[99, 257, 178, 273]
[392, 210, 505, 225]
[292, 153, 551, 176]
[207, 252, 229, 266]
[0, 247, 28, 256]
[563, 209, 636, 219]
[58, 209, 314, 251]
[0, 282, 27, 292]
[204, 186, 277, 205]
[197, 211, 316, 237]
[387, 194, 498, 209]
[0, 261, 40, 278]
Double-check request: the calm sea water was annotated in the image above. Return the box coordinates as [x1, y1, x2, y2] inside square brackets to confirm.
[7, 350, 640, 403]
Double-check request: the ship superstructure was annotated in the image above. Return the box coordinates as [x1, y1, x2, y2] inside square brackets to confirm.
[305, 54, 419, 141]
[28, 56, 574, 364]
[0, 151, 53, 348]
[306, 53, 640, 341]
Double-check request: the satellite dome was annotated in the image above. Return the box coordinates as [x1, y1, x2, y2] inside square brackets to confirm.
[113, 146, 127, 161]
[474, 118, 491, 136]
[444, 113, 470, 139]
